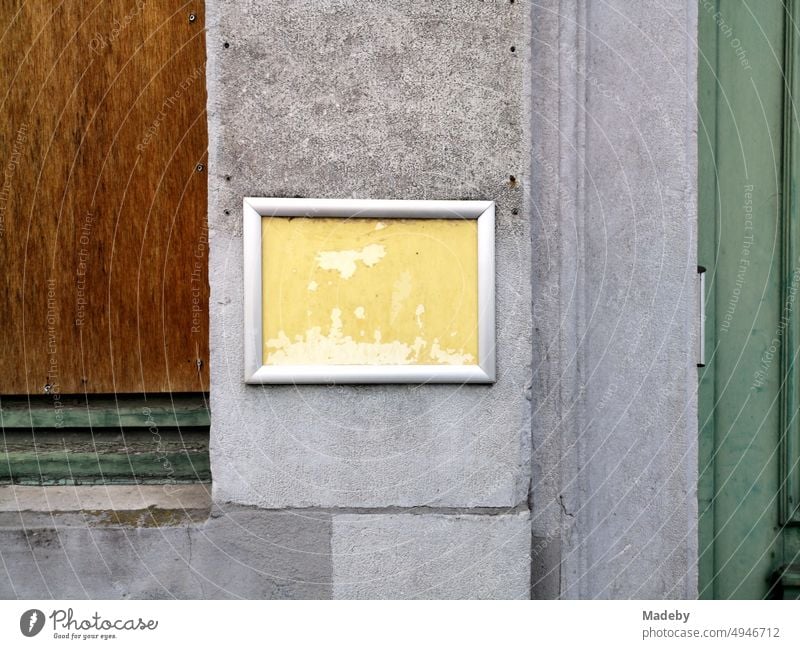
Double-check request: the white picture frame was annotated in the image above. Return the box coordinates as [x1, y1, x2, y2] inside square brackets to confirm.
[243, 197, 495, 384]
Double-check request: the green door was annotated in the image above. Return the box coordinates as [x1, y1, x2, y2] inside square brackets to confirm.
[700, 0, 800, 599]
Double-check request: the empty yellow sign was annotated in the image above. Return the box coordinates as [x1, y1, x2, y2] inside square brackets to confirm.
[261, 217, 478, 366]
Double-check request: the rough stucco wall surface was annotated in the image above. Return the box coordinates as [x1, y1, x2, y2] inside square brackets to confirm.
[207, 1, 532, 509]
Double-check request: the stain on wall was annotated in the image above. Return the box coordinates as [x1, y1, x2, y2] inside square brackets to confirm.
[261, 217, 478, 365]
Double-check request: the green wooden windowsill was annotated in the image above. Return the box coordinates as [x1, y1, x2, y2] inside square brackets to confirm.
[0, 394, 210, 485]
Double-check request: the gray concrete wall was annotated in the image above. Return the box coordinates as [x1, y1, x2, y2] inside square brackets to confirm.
[0, 509, 532, 599]
[207, 0, 532, 511]
[205, 0, 533, 597]
[0, 486, 331, 599]
[0, 487, 528, 600]
[530, 0, 698, 598]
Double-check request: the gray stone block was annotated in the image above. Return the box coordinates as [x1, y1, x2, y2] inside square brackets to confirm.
[331, 512, 530, 599]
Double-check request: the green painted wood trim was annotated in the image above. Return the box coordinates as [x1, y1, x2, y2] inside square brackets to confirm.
[698, 0, 786, 599]
[782, 0, 800, 525]
[697, 0, 720, 599]
[768, 564, 800, 598]
[0, 430, 210, 484]
[0, 429, 209, 450]
[0, 394, 210, 485]
[0, 452, 211, 485]
[0, 394, 210, 429]
[775, 564, 800, 587]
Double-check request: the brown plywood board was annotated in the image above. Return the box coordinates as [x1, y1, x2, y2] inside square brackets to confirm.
[0, 1, 208, 394]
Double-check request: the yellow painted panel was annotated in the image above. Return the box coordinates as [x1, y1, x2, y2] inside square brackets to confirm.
[262, 217, 478, 365]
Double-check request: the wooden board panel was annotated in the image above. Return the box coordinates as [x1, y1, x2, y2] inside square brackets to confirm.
[0, 0, 208, 394]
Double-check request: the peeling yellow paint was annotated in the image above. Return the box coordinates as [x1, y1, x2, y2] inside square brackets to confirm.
[430, 339, 475, 365]
[316, 243, 386, 279]
[262, 217, 478, 365]
[266, 310, 434, 365]
[390, 270, 412, 323]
